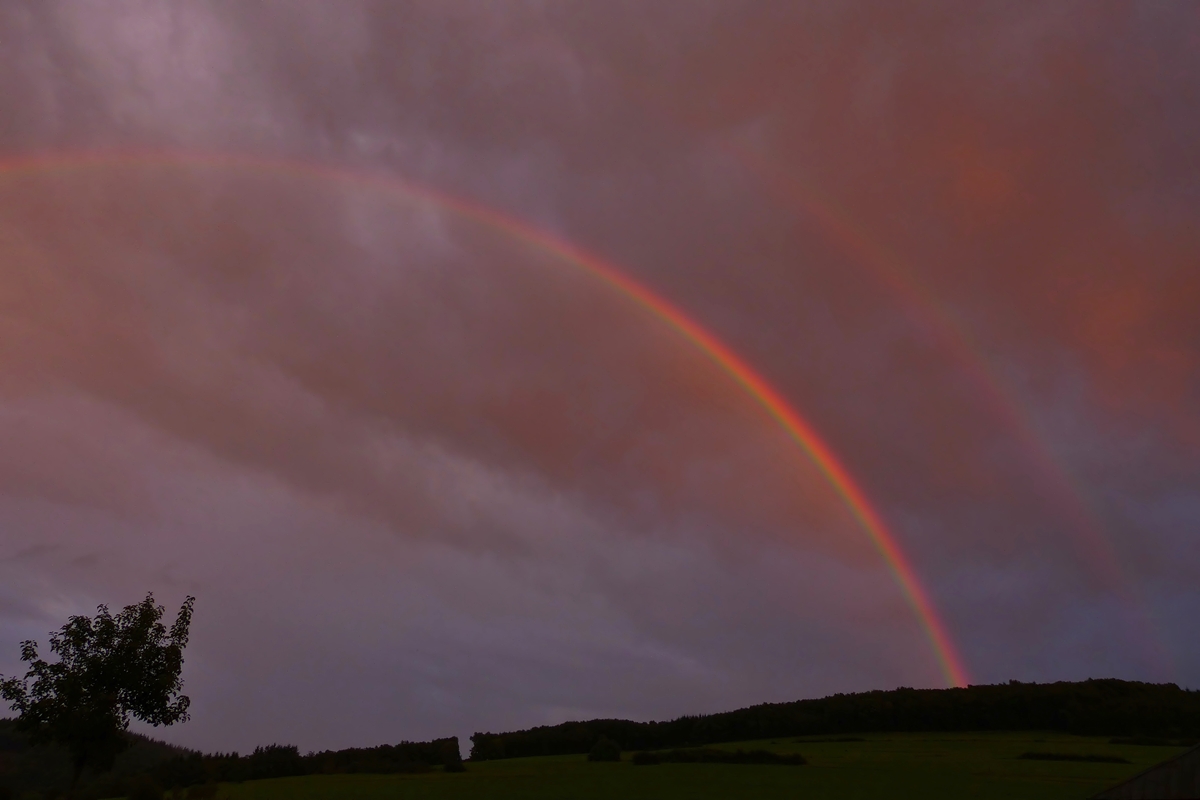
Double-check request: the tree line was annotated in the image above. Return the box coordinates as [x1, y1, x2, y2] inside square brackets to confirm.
[470, 679, 1200, 760]
[4, 595, 1198, 793]
[0, 726, 464, 798]
[149, 737, 464, 788]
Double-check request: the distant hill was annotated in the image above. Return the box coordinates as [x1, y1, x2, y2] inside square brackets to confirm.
[6, 678, 1197, 793]
[0, 721, 462, 797]
[0, 718, 192, 797]
[470, 679, 1200, 760]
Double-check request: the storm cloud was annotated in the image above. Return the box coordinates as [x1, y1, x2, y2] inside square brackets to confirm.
[0, 1, 1196, 752]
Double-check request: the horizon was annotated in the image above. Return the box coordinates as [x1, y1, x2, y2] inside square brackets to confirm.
[0, 1, 1197, 757]
[8, 676, 1196, 759]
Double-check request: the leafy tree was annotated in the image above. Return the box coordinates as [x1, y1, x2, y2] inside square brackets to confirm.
[587, 736, 621, 762]
[442, 741, 467, 773]
[0, 594, 195, 791]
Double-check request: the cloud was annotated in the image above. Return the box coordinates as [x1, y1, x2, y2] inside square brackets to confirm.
[0, 0, 1196, 751]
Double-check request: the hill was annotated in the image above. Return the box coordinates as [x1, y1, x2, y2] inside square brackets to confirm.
[470, 679, 1200, 760]
[4, 679, 1197, 797]
[0, 719, 191, 798]
[0, 723, 462, 798]
[118, 732, 1197, 800]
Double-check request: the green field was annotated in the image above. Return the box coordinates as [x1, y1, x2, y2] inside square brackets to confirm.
[169, 732, 1186, 800]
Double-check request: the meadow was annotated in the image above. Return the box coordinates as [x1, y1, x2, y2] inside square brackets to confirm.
[170, 732, 1187, 800]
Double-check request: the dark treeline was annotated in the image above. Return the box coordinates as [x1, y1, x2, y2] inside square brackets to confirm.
[470, 680, 1200, 760]
[0, 720, 187, 798]
[150, 738, 463, 788]
[0, 723, 462, 797]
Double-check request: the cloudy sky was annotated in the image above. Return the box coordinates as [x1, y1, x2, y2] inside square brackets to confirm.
[0, 1, 1197, 754]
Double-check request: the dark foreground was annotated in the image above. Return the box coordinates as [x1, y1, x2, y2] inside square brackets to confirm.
[140, 732, 1189, 800]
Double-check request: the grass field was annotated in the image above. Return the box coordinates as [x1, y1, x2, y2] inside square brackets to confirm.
[161, 732, 1188, 800]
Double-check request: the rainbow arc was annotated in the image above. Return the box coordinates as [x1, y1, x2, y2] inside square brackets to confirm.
[0, 150, 971, 687]
[720, 142, 1172, 679]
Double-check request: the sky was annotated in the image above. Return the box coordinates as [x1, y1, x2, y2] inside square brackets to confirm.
[0, 1, 1197, 755]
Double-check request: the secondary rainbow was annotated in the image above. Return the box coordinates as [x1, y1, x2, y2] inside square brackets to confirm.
[0, 149, 972, 688]
[721, 142, 1173, 679]
[608, 65, 1167, 676]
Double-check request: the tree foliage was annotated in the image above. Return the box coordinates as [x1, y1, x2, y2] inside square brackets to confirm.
[0, 594, 195, 786]
[150, 738, 463, 788]
[587, 736, 621, 762]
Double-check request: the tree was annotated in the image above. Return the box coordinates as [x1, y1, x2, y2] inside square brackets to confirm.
[587, 736, 622, 762]
[442, 740, 467, 773]
[0, 593, 195, 791]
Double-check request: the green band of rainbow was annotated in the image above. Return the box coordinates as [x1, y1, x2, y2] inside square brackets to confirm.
[0, 150, 970, 688]
[721, 142, 1174, 679]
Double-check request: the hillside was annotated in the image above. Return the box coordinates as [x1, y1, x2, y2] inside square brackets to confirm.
[470, 679, 1200, 760]
[106, 733, 1198, 800]
[4, 679, 1197, 797]
[0, 724, 462, 798]
[0, 719, 191, 798]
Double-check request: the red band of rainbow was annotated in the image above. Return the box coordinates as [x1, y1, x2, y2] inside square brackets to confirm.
[0, 150, 971, 687]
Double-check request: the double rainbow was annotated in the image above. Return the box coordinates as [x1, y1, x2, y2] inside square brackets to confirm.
[722, 143, 1172, 679]
[0, 150, 971, 687]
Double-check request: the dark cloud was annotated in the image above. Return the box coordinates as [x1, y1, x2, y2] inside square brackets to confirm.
[0, 0, 1196, 752]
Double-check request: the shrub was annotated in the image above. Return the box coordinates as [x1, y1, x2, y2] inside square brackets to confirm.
[587, 737, 622, 762]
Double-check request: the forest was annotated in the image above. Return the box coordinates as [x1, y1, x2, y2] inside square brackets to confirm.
[469, 679, 1200, 760]
[0, 726, 462, 799]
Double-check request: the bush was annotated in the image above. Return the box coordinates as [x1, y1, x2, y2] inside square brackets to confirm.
[587, 737, 622, 762]
[186, 782, 219, 799]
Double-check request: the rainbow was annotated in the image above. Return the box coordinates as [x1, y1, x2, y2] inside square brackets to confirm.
[0, 150, 971, 687]
[720, 142, 1173, 678]
[603, 63, 1168, 676]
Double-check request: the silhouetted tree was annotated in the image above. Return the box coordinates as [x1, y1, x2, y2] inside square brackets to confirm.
[587, 736, 621, 762]
[0, 594, 195, 792]
[441, 738, 466, 772]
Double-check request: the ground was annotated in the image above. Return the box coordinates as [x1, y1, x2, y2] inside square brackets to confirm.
[148, 732, 1190, 800]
